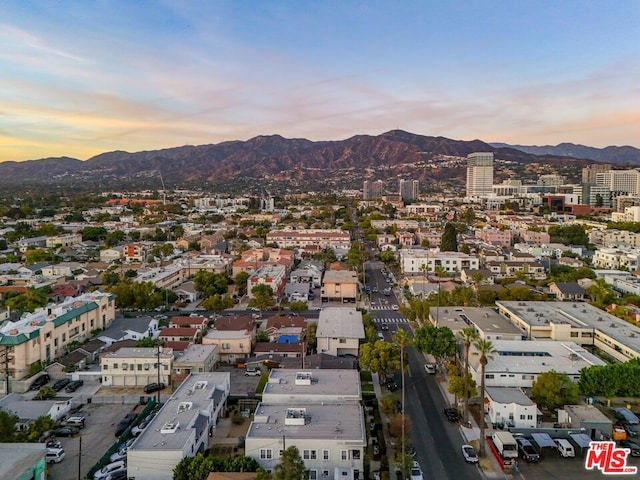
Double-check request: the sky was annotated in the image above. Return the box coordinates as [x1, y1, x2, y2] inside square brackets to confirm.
[1, 1, 639, 162]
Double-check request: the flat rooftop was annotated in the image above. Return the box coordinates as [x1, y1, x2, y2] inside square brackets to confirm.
[431, 307, 524, 337]
[470, 339, 605, 375]
[101, 347, 173, 360]
[497, 301, 640, 356]
[131, 372, 230, 452]
[174, 344, 218, 364]
[247, 403, 365, 442]
[263, 369, 360, 401]
[317, 308, 364, 339]
[0, 443, 45, 478]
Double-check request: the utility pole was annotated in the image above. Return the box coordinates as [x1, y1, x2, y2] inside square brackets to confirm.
[77, 435, 82, 480]
[157, 345, 162, 403]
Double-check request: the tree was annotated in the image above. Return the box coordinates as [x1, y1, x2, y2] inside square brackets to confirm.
[447, 363, 477, 401]
[393, 329, 411, 477]
[532, 370, 579, 412]
[413, 325, 456, 365]
[287, 301, 308, 313]
[25, 415, 56, 442]
[440, 222, 458, 252]
[359, 341, 401, 377]
[272, 446, 308, 480]
[305, 322, 317, 351]
[458, 326, 479, 424]
[473, 338, 496, 456]
[194, 271, 230, 298]
[136, 338, 163, 348]
[249, 284, 275, 314]
[33, 386, 56, 400]
[201, 294, 235, 313]
[234, 271, 250, 297]
[0, 410, 17, 442]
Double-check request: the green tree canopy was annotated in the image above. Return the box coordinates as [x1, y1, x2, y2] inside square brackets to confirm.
[201, 294, 235, 313]
[0, 410, 17, 442]
[272, 446, 308, 480]
[413, 325, 456, 363]
[249, 284, 275, 312]
[173, 453, 263, 480]
[440, 222, 458, 252]
[531, 370, 579, 411]
[579, 361, 640, 398]
[359, 340, 401, 377]
[193, 271, 230, 298]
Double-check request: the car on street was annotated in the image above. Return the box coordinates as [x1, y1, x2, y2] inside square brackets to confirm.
[461, 444, 478, 463]
[619, 440, 640, 457]
[380, 323, 389, 331]
[391, 304, 399, 310]
[617, 422, 639, 437]
[65, 379, 84, 392]
[244, 368, 261, 376]
[410, 461, 424, 480]
[376, 332, 385, 341]
[52, 378, 70, 391]
[424, 364, 436, 374]
[444, 407, 459, 422]
[94, 460, 126, 479]
[385, 374, 398, 391]
[51, 426, 79, 437]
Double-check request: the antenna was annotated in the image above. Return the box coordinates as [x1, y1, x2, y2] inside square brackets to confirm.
[158, 169, 167, 206]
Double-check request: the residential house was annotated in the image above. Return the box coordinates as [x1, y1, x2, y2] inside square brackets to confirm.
[485, 387, 538, 429]
[173, 281, 199, 304]
[253, 342, 304, 364]
[284, 282, 311, 303]
[159, 327, 200, 343]
[316, 308, 364, 357]
[127, 373, 230, 480]
[97, 316, 159, 346]
[203, 315, 256, 363]
[169, 316, 208, 331]
[290, 260, 323, 288]
[99, 246, 123, 263]
[172, 344, 219, 385]
[261, 315, 306, 343]
[549, 282, 586, 301]
[321, 271, 358, 303]
[100, 347, 173, 387]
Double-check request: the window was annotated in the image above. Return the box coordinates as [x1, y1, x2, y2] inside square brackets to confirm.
[527, 415, 533, 420]
[520, 415, 525, 420]
[122, 364, 128, 370]
[322, 450, 329, 461]
[222, 343, 230, 350]
[339, 338, 346, 344]
[352, 450, 360, 460]
[486, 374, 494, 379]
[260, 449, 273, 460]
[309, 470, 318, 480]
[137, 364, 142, 371]
[341, 450, 348, 461]
[303, 450, 317, 460]
[103, 364, 108, 370]
[113, 363, 118, 369]
[323, 471, 330, 478]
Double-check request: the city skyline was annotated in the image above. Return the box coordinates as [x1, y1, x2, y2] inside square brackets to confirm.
[1, 1, 639, 163]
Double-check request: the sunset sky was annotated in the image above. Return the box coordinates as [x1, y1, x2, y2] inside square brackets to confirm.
[1, 0, 639, 162]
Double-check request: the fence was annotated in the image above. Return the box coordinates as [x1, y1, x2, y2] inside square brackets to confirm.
[73, 393, 156, 405]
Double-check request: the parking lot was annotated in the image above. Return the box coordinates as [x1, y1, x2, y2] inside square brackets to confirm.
[47, 403, 135, 480]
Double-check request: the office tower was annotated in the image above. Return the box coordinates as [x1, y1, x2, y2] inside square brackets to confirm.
[597, 169, 640, 195]
[466, 152, 494, 198]
[363, 180, 383, 200]
[399, 179, 419, 201]
[582, 164, 612, 184]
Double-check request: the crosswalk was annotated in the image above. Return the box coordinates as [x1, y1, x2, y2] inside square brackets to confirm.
[373, 317, 409, 324]
[369, 305, 399, 311]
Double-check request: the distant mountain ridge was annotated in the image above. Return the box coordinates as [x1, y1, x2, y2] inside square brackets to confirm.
[490, 142, 640, 165]
[0, 130, 634, 193]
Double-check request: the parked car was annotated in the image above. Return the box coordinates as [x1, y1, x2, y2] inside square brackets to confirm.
[52, 378, 70, 392]
[380, 324, 389, 331]
[424, 364, 436, 374]
[63, 416, 86, 428]
[444, 407, 459, 422]
[385, 374, 398, 391]
[244, 368, 261, 376]
[409, 461, 423, 480]
[109, 447, 128, 462]
[516, 437, 540, 462]
[115, 413, 137, 437]
[619, 440, 640, 457]
[51, 426, 79, 437]
[65, 380, 84, 392]
[461, 444, 478, 463]
[94, 460, 126, 480]
[46, 447, 66, 464]
[131, 419, 151, 437]
[143, 382, 165, 394]
[104, 471, 128, 480]
[29, 374, 51, 391]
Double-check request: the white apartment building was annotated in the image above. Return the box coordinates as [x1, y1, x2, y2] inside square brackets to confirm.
[611, 206, 640, 223]
[363, 180, 383, 200]
[127, 373, 230, 480]
[399, 179, 419, 201]
[45, 233, 83, 248]
[100, 347, 173, 387]
[266, 229, 351, 250]
[262, 370, 361, 404]
[0, 291, 116, 381]
[589, 229, 640, 248]
[247, 264, 287, 298]
[466, 152, 494, 198]
[316, 308, 364, 357]
[485, 387, 538, 429]
[133, 264, 186, 290]
[593, 247, 640, 271]
[399, 248, 479, 275]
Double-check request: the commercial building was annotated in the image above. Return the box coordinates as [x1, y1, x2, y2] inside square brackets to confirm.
[127, 372, 230, 480]
[466, 152, 494, 198]
[429, 307, 524, 341]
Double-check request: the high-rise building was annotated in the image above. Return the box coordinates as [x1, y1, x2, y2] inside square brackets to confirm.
[363, 180, 383, 200]
[466, 152, 494, 198]
[399, 179, 419, 201]
[582, 164, 612, 184]
[596, 169, 640, 195]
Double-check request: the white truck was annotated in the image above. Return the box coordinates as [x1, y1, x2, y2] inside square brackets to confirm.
[492, 431, 518, 459]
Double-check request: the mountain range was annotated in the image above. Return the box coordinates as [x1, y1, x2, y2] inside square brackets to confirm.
[1, 131, 638, 194]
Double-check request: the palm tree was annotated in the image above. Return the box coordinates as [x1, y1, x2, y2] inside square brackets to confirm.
[473, 338, 496, 456]
[393, 329, 412, 478]
[458, 326, 479, 424]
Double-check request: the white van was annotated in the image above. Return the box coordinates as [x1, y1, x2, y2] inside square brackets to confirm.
[46, 447, 65, 464]
[554, 438, 575, 458]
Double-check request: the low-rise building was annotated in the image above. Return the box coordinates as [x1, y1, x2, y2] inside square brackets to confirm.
[127, 372, 230, 480]
[399, 248, 479, 275]
[321, 271, 358, 303]
[172, 344, 219, 385]
[0, 443, 47, 480]
[97, 316, 159, 346]
[316, 308, 364, 357]
[429, 307, 524, 341]
[100, 347, 173, 387]
[0, 393, 71, 426]
[262, 369, 361, 404]
[247, 265, 287, 299]
[266, 229, 351, 251]
[159, 327, 200, 343]
[485, 387, 538, 429]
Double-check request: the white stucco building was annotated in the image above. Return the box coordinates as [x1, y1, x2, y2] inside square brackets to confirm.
[316, 308, 365, 357]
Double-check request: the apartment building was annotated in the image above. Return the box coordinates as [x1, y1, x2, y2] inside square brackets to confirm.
[232, 248, 295, 277]
[320, 271, 358, 303]
[593, 247, 640, 271]
[316, 308, 364, 357]
[474, 228, 513, 247]
[100, 347, 173, 387]
[127, 373, 230, 480]
[247, 265, 287, 298]
[399, 249, 479, 275]
[133, 264, 186, 290]
[466, 152, 494, 198]
[589, 228, 640, 248]
[266, 229, 351, 250]
[246, 370, 365, 480]
[0, 291, 116, 380]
